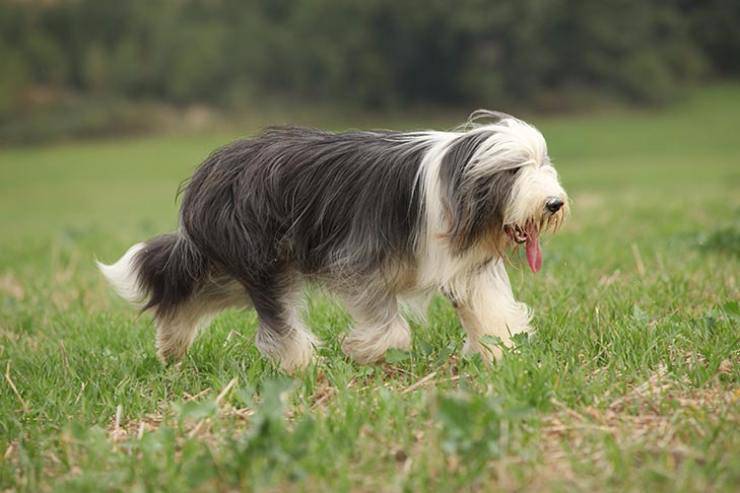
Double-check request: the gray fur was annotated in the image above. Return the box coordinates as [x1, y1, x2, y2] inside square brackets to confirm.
[439, 131, 520, 252]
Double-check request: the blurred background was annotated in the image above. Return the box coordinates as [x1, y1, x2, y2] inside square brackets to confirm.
[1, 4, 739, 490]
[1, 0, 739, 144]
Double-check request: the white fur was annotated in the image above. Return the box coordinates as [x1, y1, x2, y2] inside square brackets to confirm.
[506, 162, 566, 226]
[255, 282, 319, 372]
[96, 243, 147, 306]
[455, 260, 531, 360]
[414, 131, 472, 289]
[466, 119, 547, 179]
[154, 278, 248, 362]
[256, 325, 319, 372]
[155, 310, 216, 362]
[342, 317, 411, 364]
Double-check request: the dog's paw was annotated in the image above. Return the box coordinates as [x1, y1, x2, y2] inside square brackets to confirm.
[256, 327, 319, 373]
[342, 319, 412, 364]
[462, 336, 506, 363]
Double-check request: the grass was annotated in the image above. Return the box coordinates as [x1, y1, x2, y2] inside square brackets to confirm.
[0, 84, 738, 492]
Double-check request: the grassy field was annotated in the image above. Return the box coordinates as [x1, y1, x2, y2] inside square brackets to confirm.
[0, 85, 738, 492]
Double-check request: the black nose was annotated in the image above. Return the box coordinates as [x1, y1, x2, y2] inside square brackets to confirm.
[545, 198, 564, 213]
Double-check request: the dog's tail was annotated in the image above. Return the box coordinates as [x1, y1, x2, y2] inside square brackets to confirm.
[97, 232, 208, 317]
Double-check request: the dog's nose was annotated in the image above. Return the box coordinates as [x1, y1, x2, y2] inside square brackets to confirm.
[545, 198, 564, 214]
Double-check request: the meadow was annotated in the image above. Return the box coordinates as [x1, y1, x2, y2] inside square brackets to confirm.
[0, 85, 738, 492]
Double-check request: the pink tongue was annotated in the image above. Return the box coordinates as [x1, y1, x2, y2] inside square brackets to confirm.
[525, 228, 542, 273]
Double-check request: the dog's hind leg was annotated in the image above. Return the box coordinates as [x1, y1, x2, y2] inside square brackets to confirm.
[155, 277, 247, 363]
[340, 290, 412, 364]
[446, 259, 531, 362]
[99, 237, 248, 363]
[249, 274, 318, 372]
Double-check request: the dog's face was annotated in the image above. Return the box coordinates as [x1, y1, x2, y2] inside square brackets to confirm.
[502, 157, 568, 272]
[440, 115, 568, 272]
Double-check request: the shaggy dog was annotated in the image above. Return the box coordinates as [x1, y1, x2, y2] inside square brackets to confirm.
[98, 111, 568, 371]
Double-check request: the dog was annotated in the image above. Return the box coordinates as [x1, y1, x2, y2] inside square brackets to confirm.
[98, 111, 568, 371]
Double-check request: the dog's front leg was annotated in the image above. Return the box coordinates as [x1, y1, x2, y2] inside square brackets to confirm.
[447, 260, 531, 362]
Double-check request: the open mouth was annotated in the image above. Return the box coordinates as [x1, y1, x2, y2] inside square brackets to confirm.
[503, 203, 566, 274]
[504, 224, 527, 244]
[504, 220, 542, 273]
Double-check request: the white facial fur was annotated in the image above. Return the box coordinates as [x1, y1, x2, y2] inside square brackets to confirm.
[468, 117, 567, 227]
[414, 117, 566, 290]
[505, 160, 567, 227]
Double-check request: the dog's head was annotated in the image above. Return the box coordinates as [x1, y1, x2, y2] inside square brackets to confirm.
[439, 111, 568, 272]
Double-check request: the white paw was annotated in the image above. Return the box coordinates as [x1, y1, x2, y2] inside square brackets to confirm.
[462, 336, 506, 362]
[256, 327, 319, 373]
[342, 318, 411, 364]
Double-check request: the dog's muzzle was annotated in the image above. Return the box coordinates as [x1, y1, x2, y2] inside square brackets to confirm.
[503, 220, 543, 273]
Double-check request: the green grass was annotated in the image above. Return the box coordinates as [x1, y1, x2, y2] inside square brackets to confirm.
[1, 84, 738, 492]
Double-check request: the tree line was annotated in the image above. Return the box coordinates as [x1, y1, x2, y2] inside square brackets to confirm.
[0, 0, 738, 117]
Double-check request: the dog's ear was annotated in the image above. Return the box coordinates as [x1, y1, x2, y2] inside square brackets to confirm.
[439, 131, 517, 253]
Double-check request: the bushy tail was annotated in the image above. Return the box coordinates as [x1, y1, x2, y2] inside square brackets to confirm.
[97, 232, 208, 317]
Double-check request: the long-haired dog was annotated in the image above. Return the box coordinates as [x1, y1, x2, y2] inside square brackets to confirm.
[98, 111, 568, 371]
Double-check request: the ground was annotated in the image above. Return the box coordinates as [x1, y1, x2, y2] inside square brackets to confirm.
[0, 85, 738, 492]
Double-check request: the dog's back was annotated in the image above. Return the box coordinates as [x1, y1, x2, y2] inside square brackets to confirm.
[181, 127, 430, 278]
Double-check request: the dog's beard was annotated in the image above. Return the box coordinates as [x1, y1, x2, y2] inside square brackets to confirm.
[503, 210, 565, 273]
[503, 220, 541, 272]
